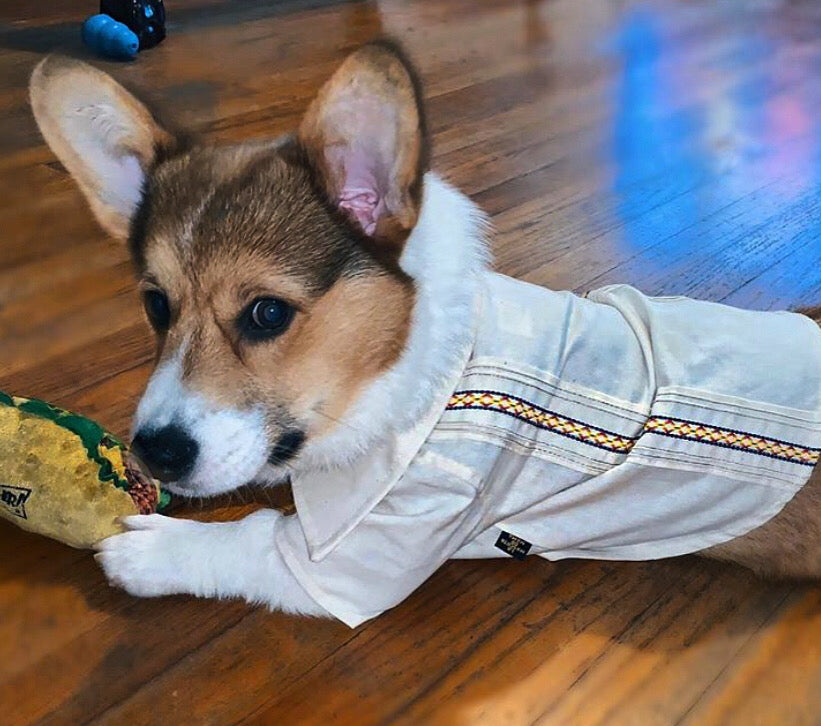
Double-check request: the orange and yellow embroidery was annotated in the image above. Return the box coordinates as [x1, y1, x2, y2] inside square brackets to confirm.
[644, 417, 819, 467]
[446, 390, 820, 467]
[446, 391, 637, 454]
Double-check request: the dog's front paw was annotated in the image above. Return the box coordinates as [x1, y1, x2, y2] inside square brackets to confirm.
[95, 514, 205, 598]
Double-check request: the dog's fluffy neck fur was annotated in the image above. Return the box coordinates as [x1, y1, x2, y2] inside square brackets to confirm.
[258, 173, 490, 482]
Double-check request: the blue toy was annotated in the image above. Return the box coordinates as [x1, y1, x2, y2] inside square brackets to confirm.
[82, 14, 139, 60]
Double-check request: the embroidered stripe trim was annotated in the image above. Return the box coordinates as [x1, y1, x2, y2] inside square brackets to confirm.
[446, 391, 638, 454]
[644, 417, 819, 467]
[446, 390, 820, 467]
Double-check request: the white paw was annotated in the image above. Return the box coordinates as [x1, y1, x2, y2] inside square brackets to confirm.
[95, 514, 207, 598]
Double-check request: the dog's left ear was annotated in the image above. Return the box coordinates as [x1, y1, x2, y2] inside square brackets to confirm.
[29, 56, 173, 240]
[298, 40, 429, 249]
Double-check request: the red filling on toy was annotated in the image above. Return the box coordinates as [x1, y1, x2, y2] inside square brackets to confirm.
[124, 453, 159, 514]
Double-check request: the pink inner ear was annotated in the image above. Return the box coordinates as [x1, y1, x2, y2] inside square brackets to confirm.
[331, 146, 387, 236]
[339, 189, 385, 236]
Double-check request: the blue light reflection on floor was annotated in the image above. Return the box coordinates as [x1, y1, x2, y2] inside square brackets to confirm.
[608, 6, 821, 306]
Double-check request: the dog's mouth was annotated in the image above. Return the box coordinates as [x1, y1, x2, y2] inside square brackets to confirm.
[268, 429, 306, 466]
[163, 430, 306, 497]
[157, 429, 306, 495]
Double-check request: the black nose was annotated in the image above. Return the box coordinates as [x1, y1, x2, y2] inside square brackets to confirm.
[131, 425, 198, 482]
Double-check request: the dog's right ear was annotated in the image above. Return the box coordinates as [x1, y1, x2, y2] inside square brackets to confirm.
[297, 41, 429, 252]
[29, 56, 172, 240]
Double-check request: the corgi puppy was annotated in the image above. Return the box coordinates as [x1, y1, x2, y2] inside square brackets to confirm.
[29, 42, 821, 626]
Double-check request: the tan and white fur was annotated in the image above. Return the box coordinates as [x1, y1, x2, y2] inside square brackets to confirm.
[28, 43, 821, 615]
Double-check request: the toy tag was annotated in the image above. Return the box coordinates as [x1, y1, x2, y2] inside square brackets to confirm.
[0, 484, 32, 519]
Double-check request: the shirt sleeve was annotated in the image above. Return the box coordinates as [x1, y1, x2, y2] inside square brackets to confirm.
[275, 451, 480, 627]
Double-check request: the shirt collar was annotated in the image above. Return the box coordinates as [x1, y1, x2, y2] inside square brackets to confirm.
[290, 305, 480, 562]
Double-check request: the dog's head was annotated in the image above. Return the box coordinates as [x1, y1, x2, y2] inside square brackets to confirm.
[30, 42, 429, 495]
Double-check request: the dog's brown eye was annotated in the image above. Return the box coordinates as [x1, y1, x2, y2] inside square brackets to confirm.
[143, 290, 170, 332]
[244, 298, 294, 339]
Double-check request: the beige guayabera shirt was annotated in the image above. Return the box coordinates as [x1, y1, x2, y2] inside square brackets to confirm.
[276, 273, 821, 627]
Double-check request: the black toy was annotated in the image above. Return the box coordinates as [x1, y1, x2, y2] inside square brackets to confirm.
[100, 0, 166, 50]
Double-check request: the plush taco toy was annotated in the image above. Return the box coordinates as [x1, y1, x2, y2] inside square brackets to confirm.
[0, 391, 169, 549]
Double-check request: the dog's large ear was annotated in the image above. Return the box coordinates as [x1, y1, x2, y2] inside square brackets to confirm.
[298, 41, 429, 249]
[29, 56, 173, 240]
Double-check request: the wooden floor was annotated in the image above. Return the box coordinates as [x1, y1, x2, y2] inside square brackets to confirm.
[1, 0, 821, 723]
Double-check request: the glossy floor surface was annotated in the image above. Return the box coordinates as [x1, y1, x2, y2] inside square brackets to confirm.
[1, 1, 820, 724]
